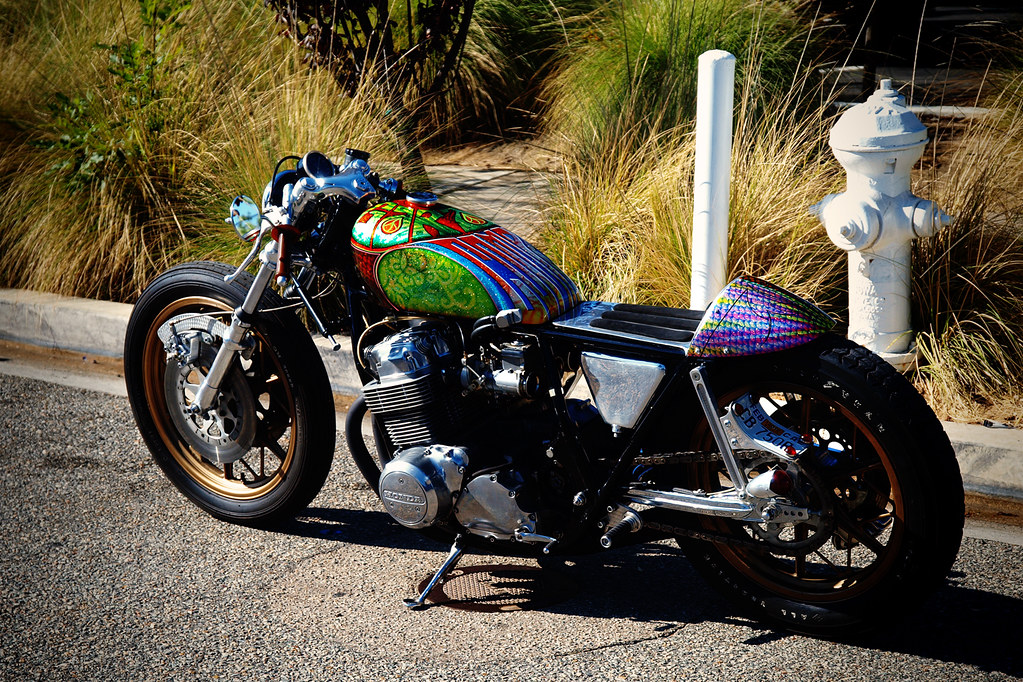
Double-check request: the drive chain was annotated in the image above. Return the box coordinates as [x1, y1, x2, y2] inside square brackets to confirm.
[633, 449, 765, 466]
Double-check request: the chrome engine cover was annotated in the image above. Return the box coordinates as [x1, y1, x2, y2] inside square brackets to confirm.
[379, 445, 468, 529]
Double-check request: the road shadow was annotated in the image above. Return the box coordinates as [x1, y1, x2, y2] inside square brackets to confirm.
[276, 506, 440, 552]
[275, 505, 742, 626]
[274, 506, 1023, 676]
[854, 572, 1023, 677]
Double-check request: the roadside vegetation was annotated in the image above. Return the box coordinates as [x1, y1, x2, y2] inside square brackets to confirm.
[0, 0, 1020, 423]
[0, 0, 390, 300]
[534, 0, 1023, 424]
[911, 89, 1023, 424]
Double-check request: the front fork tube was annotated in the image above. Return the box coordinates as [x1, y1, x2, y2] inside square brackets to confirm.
[189, 258, 276, 413]
[689, 365, 749, 495]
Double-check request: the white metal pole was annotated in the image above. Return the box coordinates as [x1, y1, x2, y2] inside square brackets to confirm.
[690, 50, 735, 310]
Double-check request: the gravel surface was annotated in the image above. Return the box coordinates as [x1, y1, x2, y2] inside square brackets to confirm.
[2, 374, 1022, 681]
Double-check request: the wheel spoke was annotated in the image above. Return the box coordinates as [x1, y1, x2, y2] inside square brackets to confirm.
[238, 457, 259, 479]
[812, 548, 855, 577]
[840, 462, 884, 479]
[261, 437, 288, 462]
[794, 525, 808, 577]
[859, 476, 894, 502]
[832, 506, 886, 556]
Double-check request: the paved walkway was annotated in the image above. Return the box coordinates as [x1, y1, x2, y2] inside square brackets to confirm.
[429, 165, 552, 238]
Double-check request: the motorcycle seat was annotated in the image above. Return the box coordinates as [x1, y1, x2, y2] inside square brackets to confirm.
[588, 303, 702, 342]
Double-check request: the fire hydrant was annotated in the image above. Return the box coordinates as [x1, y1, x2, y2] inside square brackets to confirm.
[811, 79, 952, 371]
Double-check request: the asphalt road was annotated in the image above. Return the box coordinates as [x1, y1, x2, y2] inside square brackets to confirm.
[2, 370, 1023, 681]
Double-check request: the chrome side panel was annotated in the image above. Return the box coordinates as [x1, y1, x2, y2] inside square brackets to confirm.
[580, 352, 666, 430]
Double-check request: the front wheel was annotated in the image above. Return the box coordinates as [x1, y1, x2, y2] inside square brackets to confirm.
[124, 262, 336, 526]
[679, 335, 964, 637]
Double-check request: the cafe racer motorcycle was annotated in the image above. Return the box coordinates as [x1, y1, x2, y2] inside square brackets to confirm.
[124, 149, 964, 636]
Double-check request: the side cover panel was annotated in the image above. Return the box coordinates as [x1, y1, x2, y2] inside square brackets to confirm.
[352, 201, 581, 323]
[687, 276, 835, 358]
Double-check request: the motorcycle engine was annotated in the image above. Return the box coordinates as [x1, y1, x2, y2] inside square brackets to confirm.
[364, 323, 550, 540]
[361, 324, 462, 448]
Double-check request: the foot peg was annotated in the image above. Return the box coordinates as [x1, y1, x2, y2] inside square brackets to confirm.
[599, 505, 642, 548]
[403, 535, 465, 610]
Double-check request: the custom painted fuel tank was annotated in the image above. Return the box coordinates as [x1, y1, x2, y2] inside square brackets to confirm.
[351, 200, 581, 324]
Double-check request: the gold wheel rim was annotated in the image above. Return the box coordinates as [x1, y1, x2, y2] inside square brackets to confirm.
[142, 296, 297, 500]
[693, 382, 904, 603]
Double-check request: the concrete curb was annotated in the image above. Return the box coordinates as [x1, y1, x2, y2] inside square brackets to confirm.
[942, 421, 1023, 501]
[0, 289, 131, 358]
[2, 287, 1021, 502]
[0, 289, 363, 397]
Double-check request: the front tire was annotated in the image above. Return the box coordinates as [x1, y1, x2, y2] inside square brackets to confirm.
[680, 335, 964, 637]
[124, 262, 335, 526]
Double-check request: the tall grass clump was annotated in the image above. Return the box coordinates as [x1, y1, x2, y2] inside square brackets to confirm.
[421, 0, 601, 143]
[539, 1, 841, 307]
[0, 0, 392, 302]
[540, 73, 844, 308]
[542, 0, 807, 164]
[911, 82, 1023, 424]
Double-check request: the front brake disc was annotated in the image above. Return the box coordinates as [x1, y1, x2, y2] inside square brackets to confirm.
[163, 336, 257, 465]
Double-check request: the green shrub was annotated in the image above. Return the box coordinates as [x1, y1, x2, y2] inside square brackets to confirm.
[542, 0, 805, 164]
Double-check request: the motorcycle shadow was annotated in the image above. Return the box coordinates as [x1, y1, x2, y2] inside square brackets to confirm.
[279, 506, 444, 552]
[735, 570, 1023, 677]
[278, 505, 728, 625]
[281, 507, 1023, 675]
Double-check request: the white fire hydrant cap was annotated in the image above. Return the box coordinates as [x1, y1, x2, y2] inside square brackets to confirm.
[830, 79, 928, 152]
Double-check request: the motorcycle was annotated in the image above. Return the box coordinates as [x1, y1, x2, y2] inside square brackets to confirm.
[124, 148, 964, 636]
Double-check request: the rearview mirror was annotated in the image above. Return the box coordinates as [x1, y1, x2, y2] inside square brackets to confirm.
[229, 195, 262, 242]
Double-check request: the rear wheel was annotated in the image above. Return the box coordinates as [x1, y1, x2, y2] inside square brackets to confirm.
[679, 336, 963, 636]
[124, 262, 335, 526]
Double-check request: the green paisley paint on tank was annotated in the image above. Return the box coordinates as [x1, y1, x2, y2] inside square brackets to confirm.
[353, 200, 495, 251]
[376, 247, 498, 318]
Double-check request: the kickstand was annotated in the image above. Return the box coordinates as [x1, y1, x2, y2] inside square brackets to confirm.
[403, 534, 465, 610]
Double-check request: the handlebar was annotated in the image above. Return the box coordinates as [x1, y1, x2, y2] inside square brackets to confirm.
[288, 159, 377, 222]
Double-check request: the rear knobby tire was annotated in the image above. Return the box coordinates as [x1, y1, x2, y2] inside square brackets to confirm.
[680, 334, 964, 637]
[124, 261, 335, 526]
